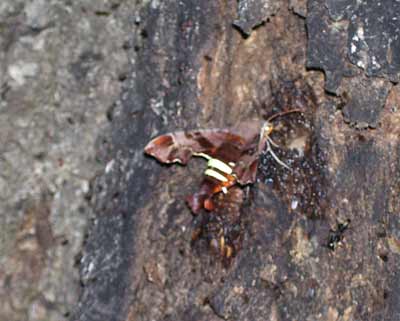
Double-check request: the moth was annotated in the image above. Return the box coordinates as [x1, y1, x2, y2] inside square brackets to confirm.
[144, 110, 301, 214]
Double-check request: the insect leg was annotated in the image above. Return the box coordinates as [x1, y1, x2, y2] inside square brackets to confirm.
[268, 136, 280, 148]
[266, 139, 291, 170]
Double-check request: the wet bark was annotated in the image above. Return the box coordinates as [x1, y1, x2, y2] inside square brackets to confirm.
[71, 1, 400, 321]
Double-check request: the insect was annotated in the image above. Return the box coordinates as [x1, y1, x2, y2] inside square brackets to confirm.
[327, 219, 351, 251]
[145, 109, 303, 262]
[144, 109, 302, 213]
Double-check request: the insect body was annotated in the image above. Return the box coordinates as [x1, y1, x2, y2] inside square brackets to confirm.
[193, 153, 236, 194]
[144, 109, 302, 213]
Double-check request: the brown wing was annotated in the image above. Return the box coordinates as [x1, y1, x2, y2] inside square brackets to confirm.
[144, 120, 263, 165]
[144, 129, 246, 164]
[234, 153, 260, 185]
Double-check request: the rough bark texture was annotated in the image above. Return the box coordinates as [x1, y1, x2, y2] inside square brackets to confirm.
[66, 1, 400, 321]
[0, 1, 129, 320]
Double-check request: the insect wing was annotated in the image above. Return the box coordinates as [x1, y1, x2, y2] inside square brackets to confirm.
[144, 129, 247, 165]
[234, 153, 259, 185]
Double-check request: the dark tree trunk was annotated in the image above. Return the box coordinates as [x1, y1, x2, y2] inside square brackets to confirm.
[72, 1, 400, 321]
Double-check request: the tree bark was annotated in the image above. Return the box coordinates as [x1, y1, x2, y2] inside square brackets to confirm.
[72, 1, 400, 321]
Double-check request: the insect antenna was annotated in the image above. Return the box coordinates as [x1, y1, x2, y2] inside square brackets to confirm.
[266, 108, 303, 122]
